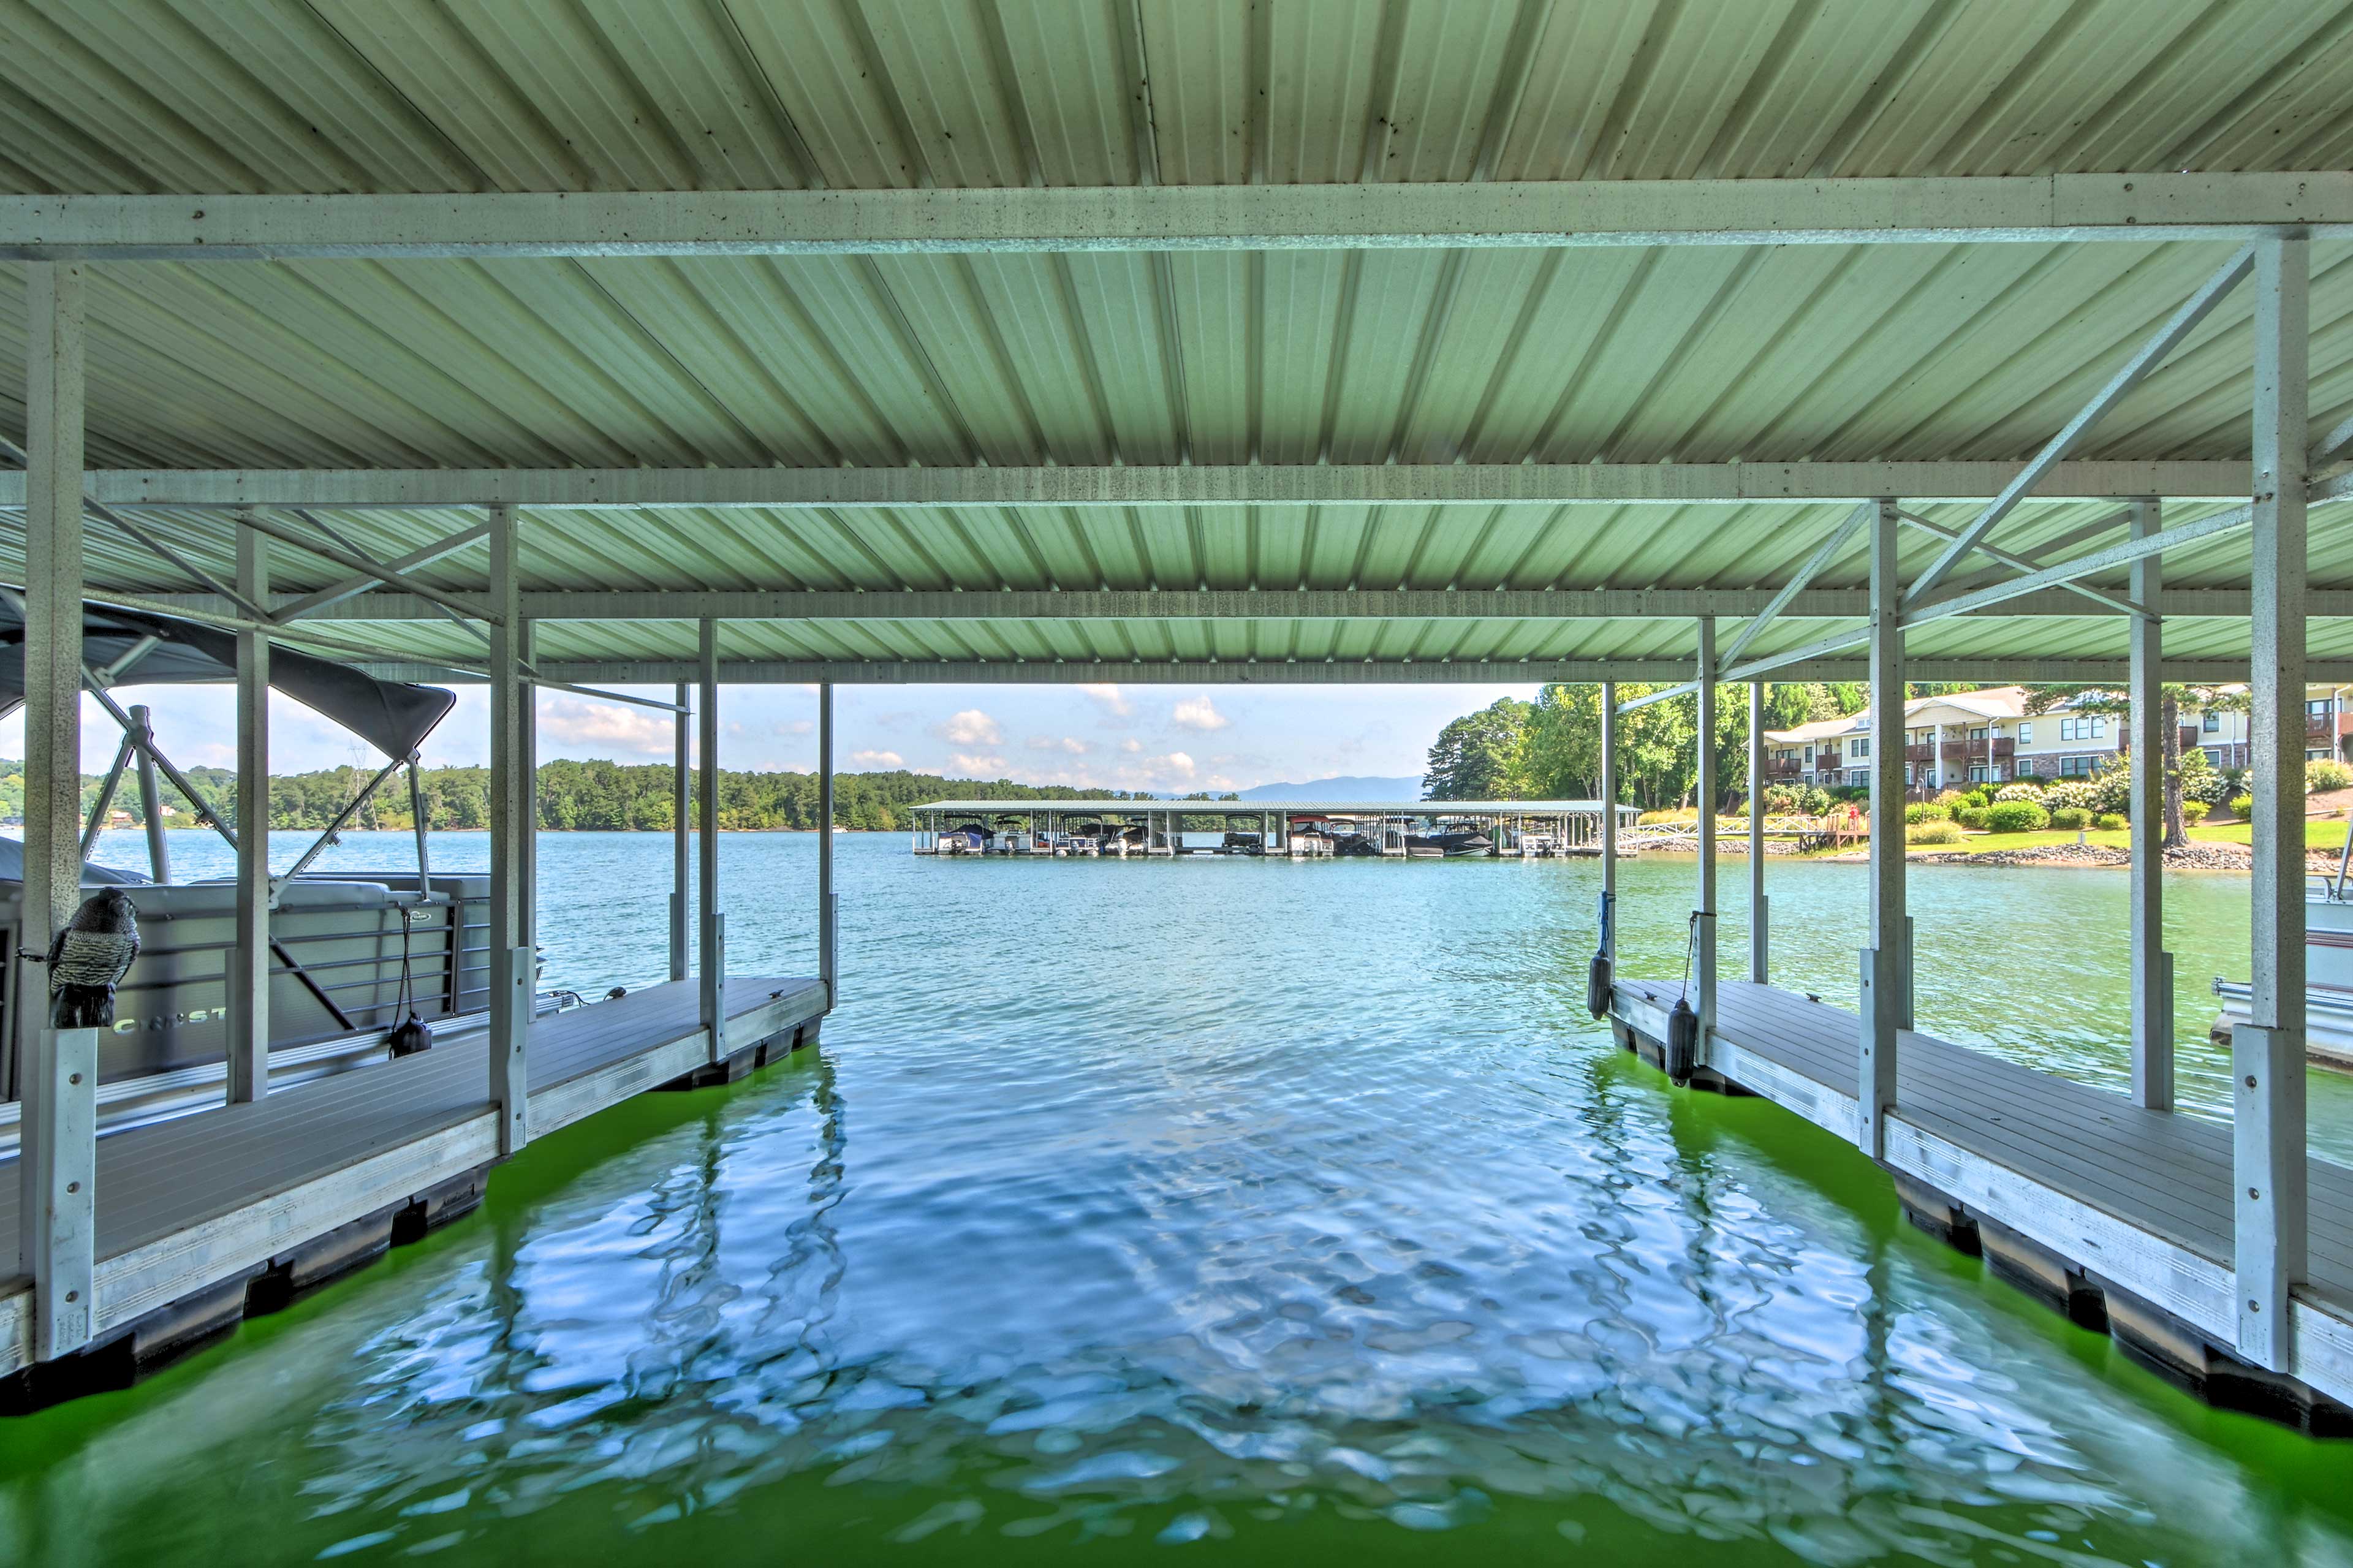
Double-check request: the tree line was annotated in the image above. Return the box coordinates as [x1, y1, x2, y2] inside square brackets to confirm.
[1420, 682, 1979, 808]
[0, 758, 1163, 834]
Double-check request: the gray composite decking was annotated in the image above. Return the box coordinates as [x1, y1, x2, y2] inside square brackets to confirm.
[0, 975, 826, 1375]
[1611, 975, 2353, 1408]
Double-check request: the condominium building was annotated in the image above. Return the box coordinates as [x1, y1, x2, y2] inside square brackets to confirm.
[1761, 684, 2353, 793]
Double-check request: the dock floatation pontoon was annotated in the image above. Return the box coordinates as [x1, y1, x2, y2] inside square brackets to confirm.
[0, 600, 562, 1140]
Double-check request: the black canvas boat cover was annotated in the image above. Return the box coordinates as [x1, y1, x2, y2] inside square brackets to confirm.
[0, 601, 455, 760]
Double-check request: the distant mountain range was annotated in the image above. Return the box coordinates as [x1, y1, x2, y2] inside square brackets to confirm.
[1232, 775, 1423, 802]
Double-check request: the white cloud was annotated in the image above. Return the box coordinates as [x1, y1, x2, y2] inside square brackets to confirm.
[1028, 735, 1089, 754]
[851, 749, 904, 768]
[537, 697, 673, 757]
[938, 709, 1003, 746]
[948, 752, 1008, 776]
[1172, 695, 1230, 732]
[1120, 738, 1142, 753]
[1078, 683, 1132, 716]
[1161, 751, 1197, 779]
[782, 719, 814, 736]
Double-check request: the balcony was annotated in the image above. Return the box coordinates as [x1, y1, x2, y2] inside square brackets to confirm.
[1764, 759, 1803, 778]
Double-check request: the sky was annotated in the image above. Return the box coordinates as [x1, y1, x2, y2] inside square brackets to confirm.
[0, 681, 1542, 796]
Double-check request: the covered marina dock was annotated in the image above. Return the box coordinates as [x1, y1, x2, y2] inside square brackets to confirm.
[1, 0, 2351, 1430]
[912, 798, 1637, 857]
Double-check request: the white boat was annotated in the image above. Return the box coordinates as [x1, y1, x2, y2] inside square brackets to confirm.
[2213, 819, 2353, 1070]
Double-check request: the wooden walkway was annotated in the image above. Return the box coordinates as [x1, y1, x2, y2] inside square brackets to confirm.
[0, 975, 826, 1382]
[1611, 976, 2353, 1418]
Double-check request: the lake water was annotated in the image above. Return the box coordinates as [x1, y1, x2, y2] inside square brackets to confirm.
[3, 830, 2350, 1566]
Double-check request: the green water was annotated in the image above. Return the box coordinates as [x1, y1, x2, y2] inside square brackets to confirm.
[4, 831, 2350, 1567]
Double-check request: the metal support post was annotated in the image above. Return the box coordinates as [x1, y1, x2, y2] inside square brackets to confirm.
[518, 618, 537, 958]
[670, 680, 689, 983]
[698, 618, 722, 1059]
[1860, 499, 1906, 1159]
[133, 705, 169, 884]
[1748, 680, 1767, 983]
[1600, 680, 1617, 955]
[406, 760, 431, 887]
[2129, 499, 2173, 1110]
[2239, 232, 2308, 1370]
[1694, 618, 1717, 1042]
[819, 683, 838, 1007]
[20, 262, 94, 1359]
[228, 523, 270, 1104]
[485, 505, 529, 1154]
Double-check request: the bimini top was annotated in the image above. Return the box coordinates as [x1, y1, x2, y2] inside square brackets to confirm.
[0, 600, 455, 762]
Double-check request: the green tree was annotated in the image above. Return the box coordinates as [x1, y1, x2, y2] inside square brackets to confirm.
[1422, 697, 1534, 800]
[2023, 683, 2243, 848]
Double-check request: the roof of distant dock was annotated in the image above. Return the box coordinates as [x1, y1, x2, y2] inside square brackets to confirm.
[918, 800, 1626, 817]
[4, 1, 2352, 687]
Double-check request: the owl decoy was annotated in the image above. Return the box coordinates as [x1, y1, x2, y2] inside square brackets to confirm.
[45, 887, 142, 1029]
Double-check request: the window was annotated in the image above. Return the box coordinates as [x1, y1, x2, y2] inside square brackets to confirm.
[2017, 721, 2032, 744]
[2311, 699, 2333, 719]
[2203, 711, 2221, 733]
[1849, 737, 1869, 758]
[2015, 758, 2037, 777]
[1969, 765, 1989, 782]
[1968, 727, 1987, 741]
[2059, 755, 2096, 776]
[2311, 749, 2332, 762]
[2203, 747, 2223, 765]
[2059, 716, 2107, 742]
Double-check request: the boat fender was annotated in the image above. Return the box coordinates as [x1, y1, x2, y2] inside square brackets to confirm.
[1585, 952, 1612, 1020]
[1585, 890, 1616, 1020]
[1664, 996, 1698, 1085]
[387, 1011, 433, 1058]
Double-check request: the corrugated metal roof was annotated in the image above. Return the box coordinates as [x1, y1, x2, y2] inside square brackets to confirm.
[1, 0, 2347, 674]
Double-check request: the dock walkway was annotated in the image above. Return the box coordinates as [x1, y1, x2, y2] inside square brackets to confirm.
[1612, 976, 2353, 1425]
[0, 975, 826, 1387]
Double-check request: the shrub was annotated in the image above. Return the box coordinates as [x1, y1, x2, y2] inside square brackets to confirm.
[1955, 806, 1989, 829]
[2311, 759, 2353, 793]
[2227, 793, 2254, 819]
[2183, 800, 2212, 824]
[1906, 820, 1964, 845]
[1984, 801, 2050, 833]
[2093, 812, 2126, 830]
[1798, 784, 1832, 816]
[2090, 760, 2132, 816]
[1994, 781, 2045, 802]
[1903, 800, 1948, 824]
[2048, 806, 2091, 830]
[2043, 780, 2099, 812]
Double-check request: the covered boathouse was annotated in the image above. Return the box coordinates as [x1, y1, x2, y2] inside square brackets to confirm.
[0, 0, 2351, 1423]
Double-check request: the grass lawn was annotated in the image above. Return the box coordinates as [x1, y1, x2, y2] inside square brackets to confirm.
[1896, 819, 2348, 855]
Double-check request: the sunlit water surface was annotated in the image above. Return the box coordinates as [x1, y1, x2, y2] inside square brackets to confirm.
[1, 830, 2348, 1567]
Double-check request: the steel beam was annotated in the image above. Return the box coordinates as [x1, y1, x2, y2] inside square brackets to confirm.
[4, 175, 2348, 260]
[819, 684, 836, 1009]
[1749, 682, 1767, 985]
[1600, 681, 1618, 956]
[271, 520, 491, 622]
[1860, 501, 1906, 1161]
[2238, 233, 2308, 1373]
[132, 703, 169, 884]
[1, 460, 2254, 512]
[348, 654, 2353, 687]
[1907, 244, 2256, 606]
[20, 262, 93, 1362]
[2129, 501, 2173, 1112]
[231, 508, 497, 625]
[120, 583, 2353, 626]
[227, 526, 268, 1105]
[1694, 619, 1718, 1048]
[485, 506, 529, 1156]
[670, 681, 689, 986]
[697, 619, 722, 1061]
[1896, 507, 2141, 617]
[1717, 502, 1871, 674]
